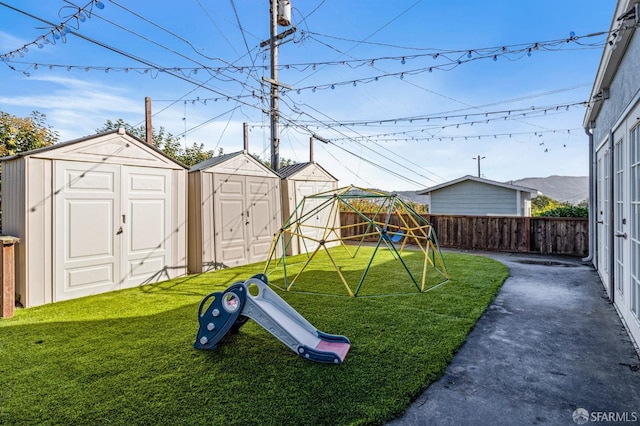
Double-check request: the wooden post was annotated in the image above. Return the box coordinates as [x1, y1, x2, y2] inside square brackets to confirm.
[243, 122, 249, 152]
[145, 97, 153, 145]
[0, 236, 20, 318]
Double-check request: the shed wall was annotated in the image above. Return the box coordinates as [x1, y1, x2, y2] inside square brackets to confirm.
[2, 133, 187, 307]
[430, 181, 518, 215]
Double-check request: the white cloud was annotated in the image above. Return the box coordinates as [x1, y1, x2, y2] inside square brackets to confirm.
[0, 30, 26, 51]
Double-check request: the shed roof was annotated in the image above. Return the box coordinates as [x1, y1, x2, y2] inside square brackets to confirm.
[418, 175, 539, 195]
[277, 162, 338, 181]
[188, 151, 245, 172]
[188, 150, 280, 178]
[1, 128, 187, 169]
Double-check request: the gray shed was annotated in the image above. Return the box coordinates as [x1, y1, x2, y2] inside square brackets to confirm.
[1, 129, 188, 307]
[418, 175, 539, 216]
[278, 162, 339, 255]
[188, 151, 281, 272]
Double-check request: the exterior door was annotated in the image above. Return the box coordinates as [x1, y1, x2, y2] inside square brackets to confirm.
[213, 174, 279, 267]
[296, 181, 335, 251]
[214, 174, 248, 267]
[55, 162, 173, 301]
[596, 144, 610, 286]
[54, 161, 121, 301]
[246, 177, 279, 263]
[630, 125, 640, 321]
[614, 138, 626, 298]
[120, 166, 172, 289]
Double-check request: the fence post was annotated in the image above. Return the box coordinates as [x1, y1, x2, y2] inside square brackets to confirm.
[0, 236, 20, 319]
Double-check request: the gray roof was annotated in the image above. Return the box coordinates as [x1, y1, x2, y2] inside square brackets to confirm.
[188, 151, 244, 172]
[277, 162, 310, 178]
[277, 162, 338, 181]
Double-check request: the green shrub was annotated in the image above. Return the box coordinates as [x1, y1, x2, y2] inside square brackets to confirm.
[535, 205, 588, 218]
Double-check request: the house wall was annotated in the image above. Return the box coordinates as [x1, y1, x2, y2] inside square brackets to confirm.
[592, 31, 640, 144]
[429, 181, 519, 216]
[590, 21, 640, 348]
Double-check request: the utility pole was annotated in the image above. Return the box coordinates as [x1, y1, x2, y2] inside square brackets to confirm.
[472, 155, 486, 177]
[262, 0, 295, 172]
[269, 0, 279, 172]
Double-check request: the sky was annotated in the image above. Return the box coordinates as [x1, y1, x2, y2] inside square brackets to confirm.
[0, 0, 618, 191]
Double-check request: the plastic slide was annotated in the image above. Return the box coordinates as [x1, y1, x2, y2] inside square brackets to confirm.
[194, 274, 351, 364]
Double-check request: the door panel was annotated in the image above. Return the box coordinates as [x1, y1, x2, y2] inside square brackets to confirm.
[596, 146, 610, 285]
[630, 125, 640, 320]
[214, 174, 248, 267]
[614, 138, 625, 297]
[121, 167, 171, 288]
[54, 161, 120, 301]
[247, 178, 277, 263]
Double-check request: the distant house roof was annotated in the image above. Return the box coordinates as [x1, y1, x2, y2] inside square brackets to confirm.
[277, 162, 338, 181]
[418, 175, 539, 195]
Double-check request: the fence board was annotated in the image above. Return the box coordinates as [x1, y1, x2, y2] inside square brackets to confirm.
[339, 212, 588, 257]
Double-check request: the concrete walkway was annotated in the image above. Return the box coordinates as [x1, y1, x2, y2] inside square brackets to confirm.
[387, 252, 640, 426]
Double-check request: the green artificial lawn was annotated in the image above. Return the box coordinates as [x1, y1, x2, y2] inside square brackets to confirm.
[0, 248, 508, 426]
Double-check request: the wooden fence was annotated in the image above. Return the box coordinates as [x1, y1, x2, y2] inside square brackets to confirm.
[339, 212, 589, 257]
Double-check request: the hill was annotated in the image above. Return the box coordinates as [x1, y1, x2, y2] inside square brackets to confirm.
[510, 176, 589, 205]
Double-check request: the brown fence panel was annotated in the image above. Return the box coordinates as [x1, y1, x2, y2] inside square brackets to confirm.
[529, 217, 589, 256]
[339, 212, 588, 257]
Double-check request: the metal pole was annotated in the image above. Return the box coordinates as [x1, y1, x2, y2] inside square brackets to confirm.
[269, 0, 280, 172]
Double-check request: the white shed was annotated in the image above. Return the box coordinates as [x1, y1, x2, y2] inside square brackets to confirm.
[1, 129, 188, 307]
[187, 151, 281, 273]
[278, 162, 339, 255]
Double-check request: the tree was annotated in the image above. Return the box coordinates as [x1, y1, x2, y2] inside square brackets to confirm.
[531, 195, 588, 218]
[531, 195, 561, 215]
[0, 110, 58, 156]
[96, 119, 214, 167]
[250, 153, 296, 170]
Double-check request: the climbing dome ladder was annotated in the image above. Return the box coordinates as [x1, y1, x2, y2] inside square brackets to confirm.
[264, 186, 449, 297]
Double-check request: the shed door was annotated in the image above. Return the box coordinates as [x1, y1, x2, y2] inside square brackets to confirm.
[296, 181, 336, 251]
[214, 174, 248, 267]
[55, 162, 173, 301]
[247, 176, 278, 263]
[213, 174, 278, 267]
[54, 161, 121, 301]
[120, 166, 172, 289]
